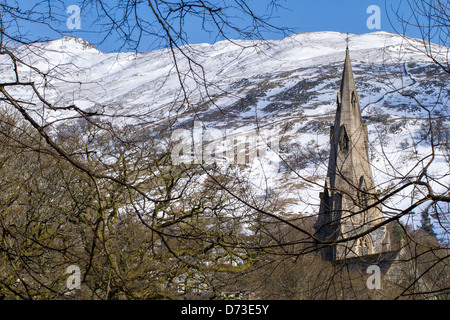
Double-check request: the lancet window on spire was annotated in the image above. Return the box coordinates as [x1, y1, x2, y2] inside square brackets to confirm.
[351, 91, 357, 109]
[340, 125, 350, 152]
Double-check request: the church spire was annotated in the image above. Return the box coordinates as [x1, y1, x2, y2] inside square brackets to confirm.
[313, 48, 389, 261]
[331, 48, 366, 188]
[339, 48, 357, 100]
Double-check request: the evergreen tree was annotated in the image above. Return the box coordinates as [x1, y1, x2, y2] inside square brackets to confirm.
[419, 209, 436, 236]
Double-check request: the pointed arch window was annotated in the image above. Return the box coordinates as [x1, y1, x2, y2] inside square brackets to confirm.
[358, 176, 369, 208]
[351, 91, 358, 109]
[339, 125, 350, 152]
[357, 236, 372, 256]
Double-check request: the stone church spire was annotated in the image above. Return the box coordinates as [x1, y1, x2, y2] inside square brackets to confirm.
[314, 48, 390, 261]
[340, 48, 357, 103]
[330, 48, 372, 193]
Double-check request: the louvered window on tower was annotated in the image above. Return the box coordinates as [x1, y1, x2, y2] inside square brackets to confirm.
[358, 176, 369, 208]
[358, 236, 371, 256]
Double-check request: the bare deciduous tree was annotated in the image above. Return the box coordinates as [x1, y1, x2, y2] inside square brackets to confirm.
[0, 0, 448, 301]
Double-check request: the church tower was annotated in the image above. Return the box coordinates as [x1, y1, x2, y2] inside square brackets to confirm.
[314, 48, 390, 261]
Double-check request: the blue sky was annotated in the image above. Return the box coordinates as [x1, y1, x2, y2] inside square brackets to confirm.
[273, 1, 400, 35]
[13, 0, 421, 52]
[175, 0, 404, 44]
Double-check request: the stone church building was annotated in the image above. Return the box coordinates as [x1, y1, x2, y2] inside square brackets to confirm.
[313, 48, 392, 261]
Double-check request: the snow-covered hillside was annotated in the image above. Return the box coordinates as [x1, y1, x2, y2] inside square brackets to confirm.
[5, 31, 446, 122]
[1, 31, 449, 236]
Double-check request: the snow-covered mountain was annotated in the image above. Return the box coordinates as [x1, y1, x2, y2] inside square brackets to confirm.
[2, 31, 449, 230]
[6, 31, 447, 123]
